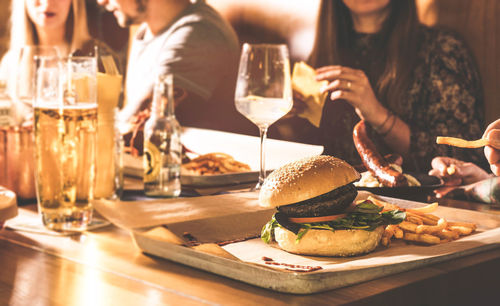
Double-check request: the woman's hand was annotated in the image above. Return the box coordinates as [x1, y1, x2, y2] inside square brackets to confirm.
[315, 65, 385, 124]
[428, 156, 491, 186]
[483, 119, 500, 176]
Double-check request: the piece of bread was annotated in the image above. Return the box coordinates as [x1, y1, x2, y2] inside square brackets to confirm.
[259, 155, 360, 208]
[291, 61, 328, 127]
[274, 225, 384, 257]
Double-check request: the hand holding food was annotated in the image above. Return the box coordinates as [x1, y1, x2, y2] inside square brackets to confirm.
[428, 156, 491, 186]
[483, 119, 500, 176]
[315, 65, 384, 124]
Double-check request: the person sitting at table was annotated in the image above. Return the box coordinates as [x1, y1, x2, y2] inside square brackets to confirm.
[429, 118, 500, 203]
[293, 0, 486, 173]
[0, 0, 119, 95]
[97, 0, 255, 140]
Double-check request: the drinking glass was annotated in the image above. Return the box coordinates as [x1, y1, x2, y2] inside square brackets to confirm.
[234, 44, 293, 189]
[34, 56, 98, 231]
[14, 46, 60, 122]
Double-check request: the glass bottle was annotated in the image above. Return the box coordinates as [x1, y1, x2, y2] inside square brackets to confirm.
[143, 74, 181, 197]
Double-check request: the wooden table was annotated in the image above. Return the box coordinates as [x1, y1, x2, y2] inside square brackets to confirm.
[2, 196, 500, 305]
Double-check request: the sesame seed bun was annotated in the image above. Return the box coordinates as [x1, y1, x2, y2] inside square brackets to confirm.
[259, 155, 360, 208]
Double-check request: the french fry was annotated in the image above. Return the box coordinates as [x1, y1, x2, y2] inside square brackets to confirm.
[447, 221, 477, 230]
[415, 218, 447, 234]
[393, 226, 404, 239]
[367, 196, 401, 211]
[182, 152, 251, 175]
[406, 212, 438, 225]
[436, 136, 489, 148]
[446, 164, 457, 175]
[381, 236, 391, 247]
[406, 215, 424, 225]
[363, 197, 477, 247]
[406, 202, 439, 214]
[404, 232, 441, 245]
[436, 229, 459, 240]
[449, 225, 474, 236]
[383, 225, 396, 240]
[399, 221, 418, 233]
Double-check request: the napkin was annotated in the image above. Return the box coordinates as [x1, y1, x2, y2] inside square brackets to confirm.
[292, 61, 328, 127]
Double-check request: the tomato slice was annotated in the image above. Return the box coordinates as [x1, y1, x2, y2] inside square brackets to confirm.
[288, 214, 347, 224]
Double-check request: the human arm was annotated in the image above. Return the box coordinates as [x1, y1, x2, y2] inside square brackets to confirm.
[429, 156, 491, 186]
[315, 66, 411, 157]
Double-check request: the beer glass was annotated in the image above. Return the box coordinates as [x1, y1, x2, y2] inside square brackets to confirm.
[34, 56, 97, 231]
[13, 46, 60, 123]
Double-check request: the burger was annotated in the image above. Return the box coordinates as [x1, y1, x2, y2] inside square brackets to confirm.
[260, 155, 405, 257]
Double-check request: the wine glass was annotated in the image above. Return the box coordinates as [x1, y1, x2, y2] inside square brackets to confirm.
[234, 43, 293, 190]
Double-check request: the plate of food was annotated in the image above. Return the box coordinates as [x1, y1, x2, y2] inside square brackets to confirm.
[123, 127, 324, 187]
[352, 121, 442, 201]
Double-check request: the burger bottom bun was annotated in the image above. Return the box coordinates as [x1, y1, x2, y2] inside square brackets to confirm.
[274, 226, 385, 257]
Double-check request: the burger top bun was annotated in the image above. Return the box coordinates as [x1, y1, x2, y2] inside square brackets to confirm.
[259, 155, 360, 208]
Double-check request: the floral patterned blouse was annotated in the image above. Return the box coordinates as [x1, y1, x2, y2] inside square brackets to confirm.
[318, 26, 486, 172]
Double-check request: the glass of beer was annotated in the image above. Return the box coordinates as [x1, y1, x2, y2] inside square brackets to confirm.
[34, 56, 98, 231]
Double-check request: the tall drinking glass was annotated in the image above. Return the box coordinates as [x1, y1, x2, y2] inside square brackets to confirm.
[14, 46, 60, 122]
[235, 44, 293, 189]
[34, 56, 98, 231]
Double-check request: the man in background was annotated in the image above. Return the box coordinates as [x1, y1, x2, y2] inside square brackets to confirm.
[97, 0, 254, 137]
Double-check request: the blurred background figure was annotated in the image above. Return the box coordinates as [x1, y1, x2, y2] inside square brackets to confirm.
[294, 0, 486, 172]
[97, 0, 255, 152]
[0, 0, 119, 107]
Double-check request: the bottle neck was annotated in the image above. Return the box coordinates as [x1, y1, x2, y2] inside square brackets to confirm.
[151, 75, 175, 118]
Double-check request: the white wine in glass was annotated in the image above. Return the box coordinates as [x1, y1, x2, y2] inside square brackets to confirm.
[234, 43, 293, 189]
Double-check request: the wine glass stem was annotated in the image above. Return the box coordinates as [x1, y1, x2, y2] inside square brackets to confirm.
[258, 126, 268, 188]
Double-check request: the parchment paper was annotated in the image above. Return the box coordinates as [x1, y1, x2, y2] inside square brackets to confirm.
[94, 191, 500, 274]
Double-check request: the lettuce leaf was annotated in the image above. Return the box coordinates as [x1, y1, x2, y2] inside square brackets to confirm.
[261, 200, 406, 244]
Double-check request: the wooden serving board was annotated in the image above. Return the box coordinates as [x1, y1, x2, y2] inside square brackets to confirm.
[130, 194, 500, 294]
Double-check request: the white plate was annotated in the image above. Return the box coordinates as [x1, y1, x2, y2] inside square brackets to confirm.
[123, 127, 324, 187]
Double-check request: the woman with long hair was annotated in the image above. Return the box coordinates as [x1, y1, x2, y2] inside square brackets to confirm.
[1, 0, 118, 99]
[9, 0, 91, 55]
[307, 0, 485, 172]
